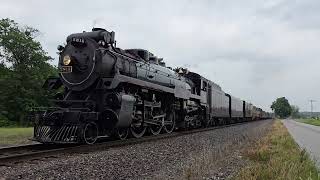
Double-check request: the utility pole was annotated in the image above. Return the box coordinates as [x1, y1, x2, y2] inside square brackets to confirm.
[309, 100, 316, 118]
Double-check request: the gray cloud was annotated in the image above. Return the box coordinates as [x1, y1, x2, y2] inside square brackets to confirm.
[1, 0, 319, 111]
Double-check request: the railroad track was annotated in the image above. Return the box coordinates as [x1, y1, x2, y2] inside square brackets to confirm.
[0, 120, 270, 165]
[0, 144, 78, 163]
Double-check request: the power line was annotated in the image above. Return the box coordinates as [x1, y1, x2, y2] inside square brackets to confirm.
[309, 100, 316, 117]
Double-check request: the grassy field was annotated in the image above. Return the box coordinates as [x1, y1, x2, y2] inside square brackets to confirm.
[0, 127, 34, 146]
[234, 120, 319, 180]
[297, 118, 320, 126]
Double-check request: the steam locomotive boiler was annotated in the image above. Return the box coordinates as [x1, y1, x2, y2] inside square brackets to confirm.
[33, 28, 271, 144]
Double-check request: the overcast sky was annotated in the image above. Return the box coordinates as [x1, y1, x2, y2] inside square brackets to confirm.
[1, 0, 319, 112]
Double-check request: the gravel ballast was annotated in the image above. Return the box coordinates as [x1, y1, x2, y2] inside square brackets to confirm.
[0, 120, 273, 179]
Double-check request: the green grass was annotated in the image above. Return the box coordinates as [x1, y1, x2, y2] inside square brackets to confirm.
[234, 120, 320, 180]
[0, 127, 34, 146]
[297, 118, 320, 126]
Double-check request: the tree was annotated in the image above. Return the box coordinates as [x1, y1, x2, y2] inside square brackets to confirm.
[270, 97, 292, 118]
[291, 105, 300, 118]
[0, 18, 57, 126]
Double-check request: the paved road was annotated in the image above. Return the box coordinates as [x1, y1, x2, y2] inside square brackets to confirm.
[283, 119, 320, 168]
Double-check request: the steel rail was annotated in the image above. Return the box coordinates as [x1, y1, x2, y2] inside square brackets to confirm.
[0, 119, 271, 165]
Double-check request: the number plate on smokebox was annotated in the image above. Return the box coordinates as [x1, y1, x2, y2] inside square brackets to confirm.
[60, 66, 72, 73]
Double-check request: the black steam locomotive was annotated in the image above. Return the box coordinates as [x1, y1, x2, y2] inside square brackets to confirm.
[33, 28, 271, 144]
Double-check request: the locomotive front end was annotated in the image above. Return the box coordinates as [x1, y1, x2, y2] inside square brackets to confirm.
[33, 108, 99, 144]
[58, 28, 116, 91]
[33, 28, 121, 144]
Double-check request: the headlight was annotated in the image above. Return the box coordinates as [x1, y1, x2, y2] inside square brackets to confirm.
[63, 55, 71, 65]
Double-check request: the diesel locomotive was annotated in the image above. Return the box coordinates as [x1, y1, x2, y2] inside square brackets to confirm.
[33, 28, 271, 144]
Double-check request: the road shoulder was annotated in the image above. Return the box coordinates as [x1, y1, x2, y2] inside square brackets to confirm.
[234, 120, 319, 180]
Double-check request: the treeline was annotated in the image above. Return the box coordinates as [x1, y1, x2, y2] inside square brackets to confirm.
[0, 18, 57, 126]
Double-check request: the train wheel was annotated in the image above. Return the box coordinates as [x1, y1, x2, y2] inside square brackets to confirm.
[149, 124, 162, 135]
[82, 122, 98, 144]
[130, 123, 146, 138]
[115, 128, 129, 140]
[163, 112, 175, 133]
[130, 107, 146, 138]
